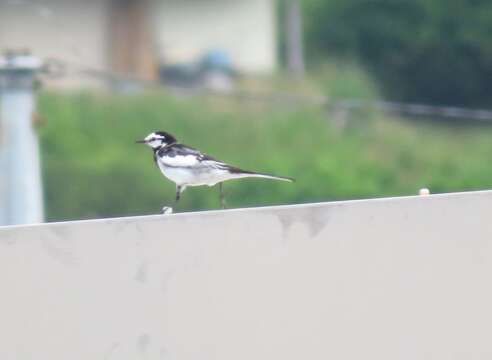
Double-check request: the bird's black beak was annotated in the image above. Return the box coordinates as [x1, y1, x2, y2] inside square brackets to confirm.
[135, 140, 146, 144]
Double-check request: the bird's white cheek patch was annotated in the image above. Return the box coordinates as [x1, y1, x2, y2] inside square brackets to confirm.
[148, 140, 163, 148]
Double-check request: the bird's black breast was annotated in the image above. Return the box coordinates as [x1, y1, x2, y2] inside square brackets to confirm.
[152, 150, 158, 167]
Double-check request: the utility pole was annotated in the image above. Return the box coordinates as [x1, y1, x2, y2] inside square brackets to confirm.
[285, 0, 305, 76]
[0, 53, 44, 225]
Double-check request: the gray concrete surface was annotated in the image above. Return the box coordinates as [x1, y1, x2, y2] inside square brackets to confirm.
[1, 191, 492, 359]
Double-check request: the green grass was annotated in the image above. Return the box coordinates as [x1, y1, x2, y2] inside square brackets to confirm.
[308, 61, 380, 100]
[38, 86, 492, 222]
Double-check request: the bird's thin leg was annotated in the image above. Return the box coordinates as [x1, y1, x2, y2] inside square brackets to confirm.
[175, 185, 184, 204]
[219, 182, 226, 209]
[163, 185, 184, 215]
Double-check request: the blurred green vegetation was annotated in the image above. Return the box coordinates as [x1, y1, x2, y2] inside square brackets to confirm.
[307, 61, 380, 100]
[303, 0, 492, 106]
[38, 81, 492, 222]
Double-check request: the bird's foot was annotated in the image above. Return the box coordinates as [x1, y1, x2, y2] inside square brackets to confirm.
[161, 206, 174, 215]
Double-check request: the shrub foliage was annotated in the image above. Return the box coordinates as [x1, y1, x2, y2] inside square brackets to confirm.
[39, 91, 492, 221]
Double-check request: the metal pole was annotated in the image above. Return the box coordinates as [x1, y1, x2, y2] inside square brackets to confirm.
[0, 54, 44, 225]
[285, 0, 305, 76]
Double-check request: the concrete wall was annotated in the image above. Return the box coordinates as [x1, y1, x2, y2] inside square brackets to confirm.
[0, 0, 110, 88]
[0, 0, 277, 90]
[152, 0, 277, 72]
[1, 191, 492, 359]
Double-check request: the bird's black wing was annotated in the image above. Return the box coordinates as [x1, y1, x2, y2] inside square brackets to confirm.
[157, 143, 226, 167]
[157, 144, 294, 180]
[174, 144, 220, 161]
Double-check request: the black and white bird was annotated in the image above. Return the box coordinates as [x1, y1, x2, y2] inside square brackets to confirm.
[136, 131, 294, 209]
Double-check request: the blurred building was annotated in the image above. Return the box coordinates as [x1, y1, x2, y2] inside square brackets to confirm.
[0, 0, 277, 88]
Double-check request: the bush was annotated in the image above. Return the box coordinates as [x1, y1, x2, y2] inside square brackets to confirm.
[303, 0, 492, 107]
[38, 91, 492, 221]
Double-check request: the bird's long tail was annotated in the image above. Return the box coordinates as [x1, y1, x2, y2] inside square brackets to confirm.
[232, 169, 294, 182]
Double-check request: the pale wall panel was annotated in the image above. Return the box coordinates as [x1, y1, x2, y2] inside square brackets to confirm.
[1, 191, 491, 359]
[0, 0, 110, 88]
[152, 0, 277, 72]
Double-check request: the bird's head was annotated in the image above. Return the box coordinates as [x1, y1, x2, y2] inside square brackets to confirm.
[136, 131, 177, 149]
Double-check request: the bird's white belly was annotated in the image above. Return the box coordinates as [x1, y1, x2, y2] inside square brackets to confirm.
[158, 163, 232, 186]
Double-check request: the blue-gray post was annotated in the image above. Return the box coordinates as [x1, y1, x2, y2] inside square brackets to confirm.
[0, 54, 44, 225]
